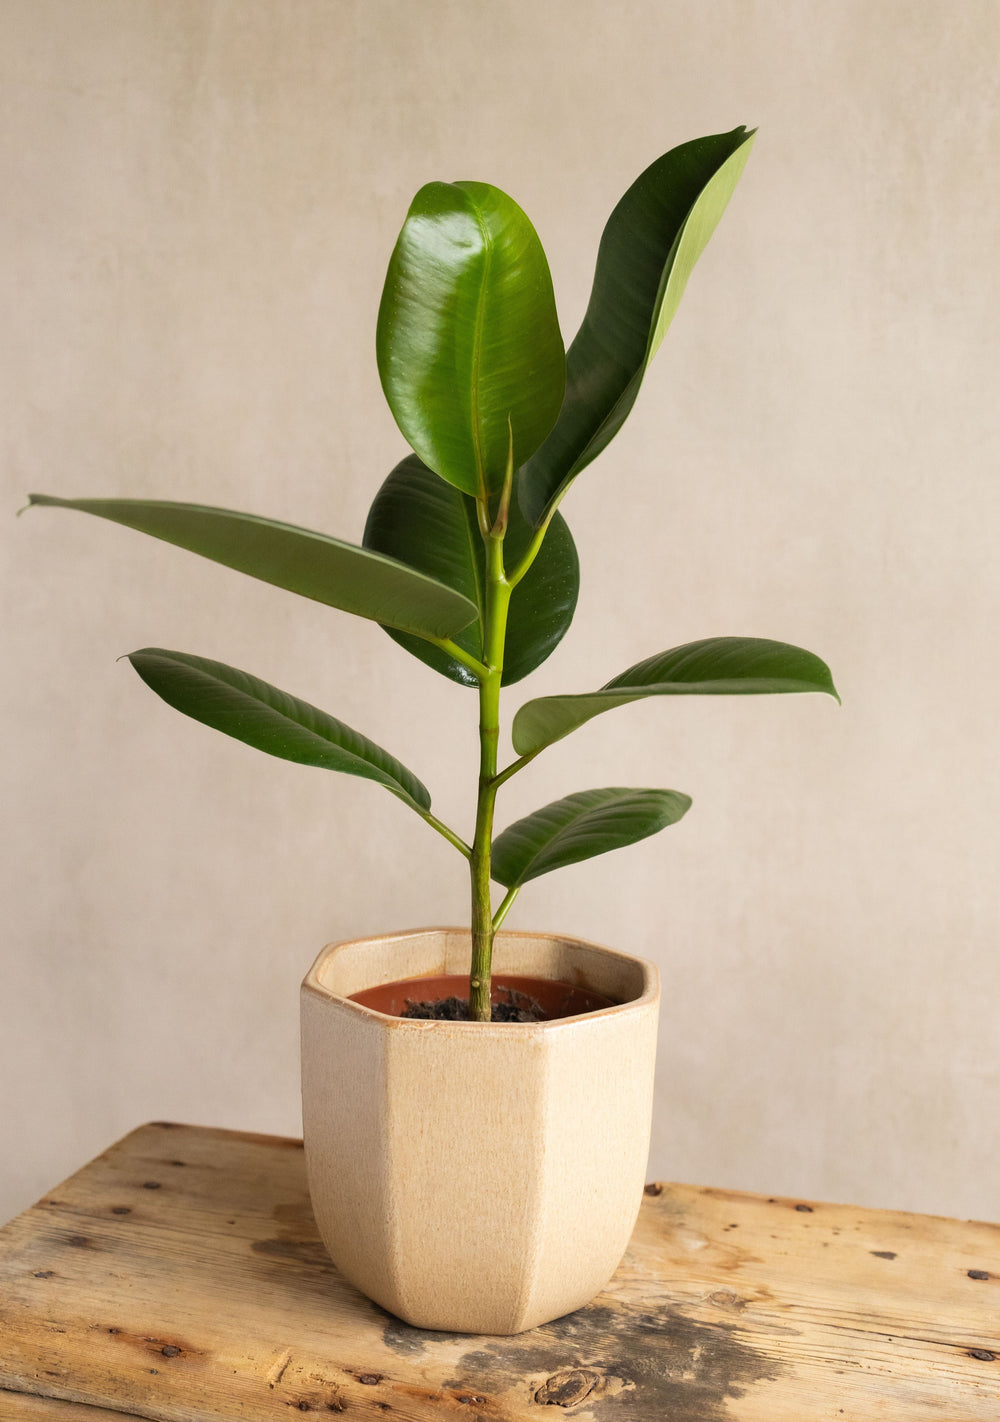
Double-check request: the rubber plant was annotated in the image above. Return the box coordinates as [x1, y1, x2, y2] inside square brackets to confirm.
[25, 126, 838, 1021]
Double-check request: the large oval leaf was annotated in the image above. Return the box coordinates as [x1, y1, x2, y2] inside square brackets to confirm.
[128, 648, 431, 811]
[377, 181, 565, 499]
[519, 127, 755, 525]
[512, 637, 839, 757]
[491, 787, 691, 887]
[25, 495, 477, 641]
[362, 454, 579, 686]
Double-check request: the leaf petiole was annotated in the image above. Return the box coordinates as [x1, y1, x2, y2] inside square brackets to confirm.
[491, 884, 520, 932]
[506, 497, 562, 588]
[491, 747, 542, 791]
[417, 809, 473, 859]
[424, 635, 489, 683]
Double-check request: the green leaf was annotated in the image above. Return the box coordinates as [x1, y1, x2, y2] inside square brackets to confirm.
[25, 494, 477, 641]
[362, 454, 579, 686]
[377, 181, 566, 499]
[512, 636, 839, 757]
[128, 648, 431, 811]
[491, 787, 691, 887]
[519, 127, 756, 525]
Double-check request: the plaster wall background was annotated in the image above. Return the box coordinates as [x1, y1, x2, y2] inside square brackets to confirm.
[3, 0, 999, 1226]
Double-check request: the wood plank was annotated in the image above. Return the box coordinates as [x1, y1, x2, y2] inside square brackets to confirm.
[0, 1122, 996, 1420]
[1, 1389, 148, 1420]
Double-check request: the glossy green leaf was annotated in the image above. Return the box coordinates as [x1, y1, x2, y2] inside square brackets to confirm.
[512, 637, 839, 757]
[491, 787, 691, 887]
[519, 127, 756, 525]
[25, 494, 477, 641]
[362, 454, 579, 686]
[377, 181, 566, 499]
[128, 648, 431, 811]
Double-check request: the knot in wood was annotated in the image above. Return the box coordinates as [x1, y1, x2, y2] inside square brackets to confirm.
[534, 1368, 602, 1406]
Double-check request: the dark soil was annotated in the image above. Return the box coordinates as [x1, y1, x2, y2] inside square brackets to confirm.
[401, 990, 547, 1023]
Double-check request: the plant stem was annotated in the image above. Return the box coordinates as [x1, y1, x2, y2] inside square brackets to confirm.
[426, 635, 489, 683]
[418, 810, 472, 859]
[468, 526, 511, 1021]
[491, 746, 543, 791]
[491, 884, 520, 932]
[506, 499, 561, 587]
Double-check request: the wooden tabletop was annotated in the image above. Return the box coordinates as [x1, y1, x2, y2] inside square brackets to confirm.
[0, 1123, 997, 1420]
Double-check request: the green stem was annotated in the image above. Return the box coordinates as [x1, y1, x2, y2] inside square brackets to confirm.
[491, 884, 520, 932]
[506, 499, 561, 588]
[418, 810, 472, 859]
[468, 524, 511, 1021]
[426, 635, 489, 683]
[491, 746, 542, 791]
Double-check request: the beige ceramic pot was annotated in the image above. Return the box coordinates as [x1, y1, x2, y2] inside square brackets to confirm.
[300, 926, 659, 1335]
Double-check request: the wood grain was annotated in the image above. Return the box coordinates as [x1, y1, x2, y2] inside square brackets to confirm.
[0, 1123, 997, 1420]
[1, 1390, 148, 1419]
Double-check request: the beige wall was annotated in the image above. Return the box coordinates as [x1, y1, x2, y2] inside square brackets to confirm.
[4, 0, 1000, 1227]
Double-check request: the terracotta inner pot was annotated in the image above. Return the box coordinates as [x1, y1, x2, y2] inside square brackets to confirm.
[349, 973, 618, 1021]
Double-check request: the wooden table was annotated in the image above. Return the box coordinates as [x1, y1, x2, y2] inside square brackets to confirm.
[0, 1123, 997, 1420]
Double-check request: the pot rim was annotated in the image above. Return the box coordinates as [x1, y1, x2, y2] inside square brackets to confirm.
[302, 925, 659, 1032]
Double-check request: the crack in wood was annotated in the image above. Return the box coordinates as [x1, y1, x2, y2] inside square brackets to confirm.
[267, 1349, 293, 1387]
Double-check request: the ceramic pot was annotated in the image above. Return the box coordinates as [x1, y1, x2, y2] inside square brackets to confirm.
[300, 926, 659, 1334]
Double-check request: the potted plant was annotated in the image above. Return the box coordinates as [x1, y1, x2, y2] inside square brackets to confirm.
[25, 125, 838, 1334]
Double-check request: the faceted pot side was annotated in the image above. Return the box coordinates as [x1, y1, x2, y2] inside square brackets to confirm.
[300, 927, 660, 1334]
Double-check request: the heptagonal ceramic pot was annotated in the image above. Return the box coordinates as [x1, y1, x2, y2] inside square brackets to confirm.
[300, 927, 659, 1334]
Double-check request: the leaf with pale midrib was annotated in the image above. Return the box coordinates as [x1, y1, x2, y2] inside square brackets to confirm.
[519, 127, 755, 525]
[128, 648, 431, 811]
[512, 636, 839, 757]
[377, 181, 565, 498]
[25, 494, 477, 641]
[491, 787, 691, 887]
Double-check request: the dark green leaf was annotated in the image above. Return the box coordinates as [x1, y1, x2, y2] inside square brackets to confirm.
[128, 648, 431, 811]
[512, 636, 839, 756]
[491, 786, 691, 887]
[519, 127, 756, 525]
[377, 181, 565, 498]
[25, 495, 478, 641]
[362, 454, 579, 686]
